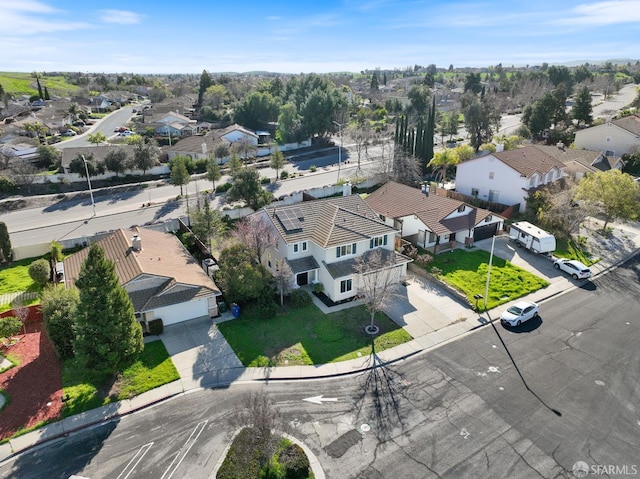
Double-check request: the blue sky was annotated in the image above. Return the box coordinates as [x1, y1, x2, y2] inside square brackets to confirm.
[1, 0, 639, 74]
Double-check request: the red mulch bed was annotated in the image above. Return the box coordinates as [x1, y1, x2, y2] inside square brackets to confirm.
[0, 321, 63, 441]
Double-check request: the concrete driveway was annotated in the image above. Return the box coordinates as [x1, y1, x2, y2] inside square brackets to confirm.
[158, 316, 245, 390]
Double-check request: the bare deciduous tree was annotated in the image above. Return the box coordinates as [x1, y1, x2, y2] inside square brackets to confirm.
[230, 213, 278, 263]
[355, 248, 406, 333]
[11, 161, 39, 194]
[273, 258, 293, 306]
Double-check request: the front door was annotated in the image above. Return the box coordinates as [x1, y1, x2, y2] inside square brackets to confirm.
[297, 272, 308, 286]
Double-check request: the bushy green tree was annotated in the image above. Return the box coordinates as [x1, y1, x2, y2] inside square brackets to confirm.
[74, 244, 143, 375]
[28, 258, 50, 286]
[572, 86, 593, 127]
[206, 155, 222, 191]
[104, 148, 130, 177]
[227, 168, 274, 210]
[36, 145, 61, 169]
[0, 316, 21, 341]
[269, 148, 286, 182]
[214, 244, 271, 304]
[170, 155, 190, 195]
[191, 197, 226, 251]
[574, 170, 640, 232]
[41, 286, 79, 359]
[132, 137, 160, 175]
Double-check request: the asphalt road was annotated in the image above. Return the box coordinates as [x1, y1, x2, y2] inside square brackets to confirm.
[52, 106, 138, 149]
[3, 253, 638, 478]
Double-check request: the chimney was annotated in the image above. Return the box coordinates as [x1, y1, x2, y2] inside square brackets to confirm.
[342, 181, 352, 196]
[202, 142, 207, 155]
[131, 234, 142, 251]
[422, 183, 429, 197]
[556, 141, 565, 151]
[496, 143, 504, 152]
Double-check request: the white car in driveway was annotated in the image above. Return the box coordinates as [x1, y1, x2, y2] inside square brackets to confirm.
[500, 301, 539, 327]
[554, 258, 591, 280]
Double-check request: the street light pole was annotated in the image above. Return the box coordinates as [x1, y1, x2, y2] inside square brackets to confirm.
[80, 154, 96, 217]
[332, 121, 343, 181]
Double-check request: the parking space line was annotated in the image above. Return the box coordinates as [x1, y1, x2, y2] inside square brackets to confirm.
[160, 420, 208, 479]
[116, 442, 154, 479]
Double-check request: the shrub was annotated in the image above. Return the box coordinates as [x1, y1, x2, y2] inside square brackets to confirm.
[290, 289, 312, 308]
[255, 295, 278, 319]
[216, 181, 233, 193]
[195, 158, 208, 173]
[148, 318, 164, 335]
[278, 443, 310, 479]
[280, 170, 289, 180]
[41, 286, 78, 359]
[28, 258, 51, 286]
[313, 283, 324, 293]
[0, 176, 16, 194]
[309, 165, 317, 172]
[261, 176, 271, 184]
[0, 316, 22, 340]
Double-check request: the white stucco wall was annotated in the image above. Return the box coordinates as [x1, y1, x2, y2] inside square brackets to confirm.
[574, 123, 640, 156]
[149, 296, 209, 325]
[455, 155, 529, 212]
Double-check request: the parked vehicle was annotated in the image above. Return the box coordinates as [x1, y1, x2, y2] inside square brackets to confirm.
[509, 221, 556, 255]
[500, 301, 539, 327]
[554, 258, 591, 280]
[62, 130, 76, 137]
[119, 130, 135, 136]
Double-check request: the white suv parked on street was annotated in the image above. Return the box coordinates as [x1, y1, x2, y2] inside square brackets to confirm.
[554, 258, 591, 280]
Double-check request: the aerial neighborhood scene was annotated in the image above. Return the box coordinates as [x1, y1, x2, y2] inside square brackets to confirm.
[2, 0, 640, 477]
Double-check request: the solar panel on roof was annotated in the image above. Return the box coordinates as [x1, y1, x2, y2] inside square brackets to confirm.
[275, 209, 302, 232]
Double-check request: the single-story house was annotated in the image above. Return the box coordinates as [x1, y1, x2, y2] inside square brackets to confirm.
[574, 114, 640, 157]
[62, 227, 221, 327]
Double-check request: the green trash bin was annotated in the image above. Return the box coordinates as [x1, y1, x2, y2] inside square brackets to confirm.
[219, 301, 227, 313]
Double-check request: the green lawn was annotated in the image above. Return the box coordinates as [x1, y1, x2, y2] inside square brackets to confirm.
[554, 237, 598, 266]
[218, 303, 412, 367]
[61, 340, 179, 417]
[0, 72, 79, 96]
[428, 249, 549, 310]
[0, 257, 42, 295]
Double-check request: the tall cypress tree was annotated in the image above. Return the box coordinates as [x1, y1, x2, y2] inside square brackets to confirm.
[74, 244, 143, 375]
[0, 222, 12, 263]
[424, 97, 436, 175]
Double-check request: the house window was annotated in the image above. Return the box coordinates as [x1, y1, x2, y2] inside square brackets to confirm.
[488, 190, 499, 202]
[379, 215, 386, 222]
[267, 253, 272, 269]
[605, 150, 615, 157]
[293, 241, 308, 254]
[457, 205, 465, 213]
[471, 188, 479, 197]
[489, 172, 494, 180]
[340, 279, 353, 293]
[428, 232, 437, 243]
[485, 215, 492, 222]
[370, 235, 388, 248]
[336, 243, 357, 258]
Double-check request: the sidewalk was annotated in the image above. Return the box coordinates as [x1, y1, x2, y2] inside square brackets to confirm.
[2, 220, 640, 463]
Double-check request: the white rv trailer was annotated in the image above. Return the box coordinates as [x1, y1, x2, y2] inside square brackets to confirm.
[509, 221, 556, 254]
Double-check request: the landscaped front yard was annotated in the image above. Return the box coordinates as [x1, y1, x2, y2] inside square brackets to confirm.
[426, 249, 550, 310]
[218, 303, 412, 367]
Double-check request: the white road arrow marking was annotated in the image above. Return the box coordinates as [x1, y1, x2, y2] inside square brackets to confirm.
[303, 395, 338, 405]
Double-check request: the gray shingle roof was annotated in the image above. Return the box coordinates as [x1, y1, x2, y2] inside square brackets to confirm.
[286, 256, 320, 274]
[323, 248, 412, 279]
[612, 114, 640, 136]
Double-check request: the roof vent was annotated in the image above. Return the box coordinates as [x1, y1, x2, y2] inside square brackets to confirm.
[131, 234, 142, 251]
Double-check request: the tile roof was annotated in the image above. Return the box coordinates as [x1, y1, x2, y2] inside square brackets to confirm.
[63, 227, 220, 311]
[532, 144, 602, 167]
[612, 114, 640, 136]
[262, 195, 397, 248]
[163, 123, 255, 154]
[364, 181, 499, 236]
[61, 145, 136, 169]
[492, 146, 566, 177]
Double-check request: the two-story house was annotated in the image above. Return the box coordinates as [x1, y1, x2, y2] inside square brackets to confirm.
[364, 181, 504, 251]
[255, 194, 411, 304]
[454, 146, 565, 213]
[574, 114, 640, 157]
[531, 143, 624, 181]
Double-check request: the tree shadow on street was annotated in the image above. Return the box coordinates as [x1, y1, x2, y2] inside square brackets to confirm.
[352, 340, 408, 441]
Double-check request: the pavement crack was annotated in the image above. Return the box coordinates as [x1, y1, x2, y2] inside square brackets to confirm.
[391, 436, 443, 478]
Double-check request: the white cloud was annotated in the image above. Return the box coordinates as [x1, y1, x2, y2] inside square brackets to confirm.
[100, 9, 144, 25]
[0, 0, 88, 34]
[555, 0, 640, 25]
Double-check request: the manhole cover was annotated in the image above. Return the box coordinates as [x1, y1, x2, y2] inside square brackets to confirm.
[360, 423, 371, 432]
[595, 380, 605, 386]
[488, 366, 499, 373]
